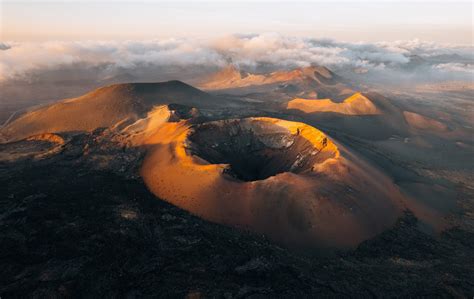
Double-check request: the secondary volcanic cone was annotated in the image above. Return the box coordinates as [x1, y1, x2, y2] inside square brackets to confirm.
[141, 117, 404, 249]
[287, 92, 381, 115]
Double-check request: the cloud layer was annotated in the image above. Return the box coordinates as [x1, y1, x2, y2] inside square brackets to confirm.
[1, 34, 473, 83]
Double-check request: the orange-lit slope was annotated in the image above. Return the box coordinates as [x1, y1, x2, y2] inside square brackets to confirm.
[199, 65, 343, 90]
[0, 81, 214, 142]
[287, 92, 381, 115]
[140, 117, 404, 249]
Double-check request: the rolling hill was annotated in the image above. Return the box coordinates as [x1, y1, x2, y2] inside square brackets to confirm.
[0, 81, 216, 142]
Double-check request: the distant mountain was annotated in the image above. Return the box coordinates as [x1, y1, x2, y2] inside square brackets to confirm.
[399, 55, 429, 71]
[0, 81, 216, 142]
[198, 65, 355, 100]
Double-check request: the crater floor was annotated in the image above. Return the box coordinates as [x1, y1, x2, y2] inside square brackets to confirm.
[187, 118, 337, 181]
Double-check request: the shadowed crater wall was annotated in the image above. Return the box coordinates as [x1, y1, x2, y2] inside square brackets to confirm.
[187, 119, 334, 181]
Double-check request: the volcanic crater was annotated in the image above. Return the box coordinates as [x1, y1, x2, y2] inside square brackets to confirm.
[187, 119, 337, 182]
[140, 116, 405, 248]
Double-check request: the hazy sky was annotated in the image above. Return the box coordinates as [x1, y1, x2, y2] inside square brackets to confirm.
[1, 1, 473, 44]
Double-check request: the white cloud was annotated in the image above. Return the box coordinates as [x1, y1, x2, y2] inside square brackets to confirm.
[433, 63, 474, 74]
[0, 34, 473, 82]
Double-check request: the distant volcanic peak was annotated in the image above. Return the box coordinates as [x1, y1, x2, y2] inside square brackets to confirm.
[219, 64, 246, 79]
[1, 80, 214, 142]
[187, 117, 339, 181]
[86, 82, 136, 97]
[344, 92, 367, 103]
[267, 65, 331, 80]
[299, 65, 334, 80]
[403, 111, 448, 132]
[119, 80, 206, 95]
[96, 80, 204, 95]
[261, 66, 333, 84]
[199, 65, 246, 89]
[287, 92, 381, 115]
[198, 65, 339, 90]
[408, 54, 427, 64]
[69, 80, 205, 104]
